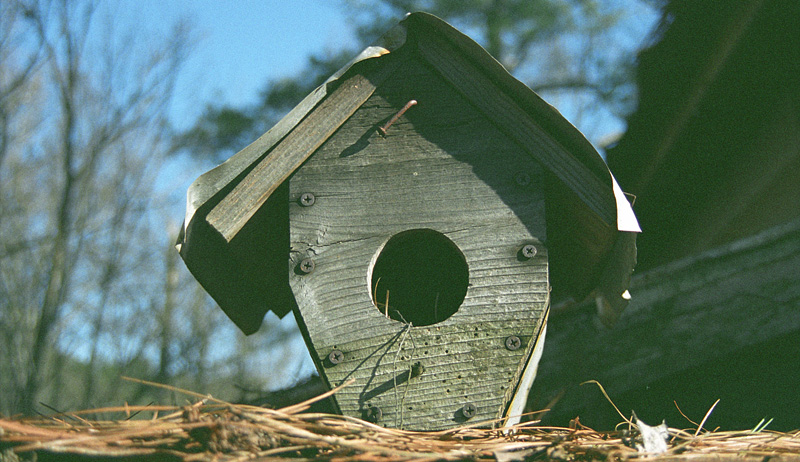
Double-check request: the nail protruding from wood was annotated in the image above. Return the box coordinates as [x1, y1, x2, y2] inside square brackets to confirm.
[378, 99, 417, 136]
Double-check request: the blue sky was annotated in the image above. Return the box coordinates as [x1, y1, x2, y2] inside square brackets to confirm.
[132, 1, 356, 131]
[130, 2, 659, 138]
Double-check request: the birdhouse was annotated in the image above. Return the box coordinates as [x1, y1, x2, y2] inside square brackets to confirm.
[176, 13, 640, 430]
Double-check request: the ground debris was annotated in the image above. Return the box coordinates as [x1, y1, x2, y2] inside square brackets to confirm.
[2, 384, 800, 461]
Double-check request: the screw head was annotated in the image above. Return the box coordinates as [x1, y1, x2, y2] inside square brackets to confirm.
[461, 403, 477, 419]
[410, 361, 424, 378]
[327, 350, 344, 365]
[299, 192, 315, 207]
[365, 405, 382, 423]
[505, 335, 522, 351]
[514, 171, 531, 186]
[298, 258, 315, 274]
[520, 244, 537, 259]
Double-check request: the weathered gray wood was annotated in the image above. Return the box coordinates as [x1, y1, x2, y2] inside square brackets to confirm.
[529, 218, 800, 417]
[413, 25, 616, 227]
[288, 57, 550, 430]
[411, 27, 620, 299]
[179, 13, 639, 330]
[207, 58, 402, 242]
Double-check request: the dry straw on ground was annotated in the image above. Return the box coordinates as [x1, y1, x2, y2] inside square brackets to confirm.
[1, 378, 799, 461]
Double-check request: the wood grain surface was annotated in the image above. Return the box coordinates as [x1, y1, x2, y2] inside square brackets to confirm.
[288, 56, 550, 429]
[207, 58, 401, 242]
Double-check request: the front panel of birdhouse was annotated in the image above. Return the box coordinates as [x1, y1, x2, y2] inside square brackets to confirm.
[287, 57, 549, 430]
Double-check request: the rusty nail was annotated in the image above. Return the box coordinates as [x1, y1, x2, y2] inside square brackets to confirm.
[365, 405, 382, 423]
[505, 335, 522, 351]
[378, 99, 417, 135]
[521, 244, 537, 259]
[299, 192, 315, 207]
[461, 403, 477, 419]
[514, 171, 531, 186]
[298, 258, 315, 274]
[328, 350, 344, 365]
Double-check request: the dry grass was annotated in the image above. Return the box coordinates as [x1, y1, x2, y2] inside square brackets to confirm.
[1, 379, 799, 461]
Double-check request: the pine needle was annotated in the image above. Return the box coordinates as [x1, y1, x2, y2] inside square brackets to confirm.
[580, 380, 632, 425]
[694, 398, 720, 437]
[2, 382, 799, 461]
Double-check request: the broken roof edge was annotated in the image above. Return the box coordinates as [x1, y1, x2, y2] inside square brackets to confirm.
[177, 32, 404, 248]
[403, 13, 639, 234]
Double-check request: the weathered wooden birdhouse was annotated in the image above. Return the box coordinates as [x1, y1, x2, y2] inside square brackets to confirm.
[177, 13, 640, 430]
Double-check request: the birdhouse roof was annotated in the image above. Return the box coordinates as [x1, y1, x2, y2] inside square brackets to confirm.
[177, 12, 640, 334]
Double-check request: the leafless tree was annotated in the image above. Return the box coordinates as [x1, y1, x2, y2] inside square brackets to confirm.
[0, 0, 191, 414]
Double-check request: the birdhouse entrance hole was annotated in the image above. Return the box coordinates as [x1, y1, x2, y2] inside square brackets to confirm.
[370, 229, 469, 326]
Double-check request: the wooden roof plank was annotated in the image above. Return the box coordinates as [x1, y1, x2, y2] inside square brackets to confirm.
[413, 25, 616, 225]
[206, 60, 401, 242]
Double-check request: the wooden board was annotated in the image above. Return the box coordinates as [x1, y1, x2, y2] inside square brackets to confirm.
[411, 24, 618, 300]
[528, 218, 800, 426]
[412, 22, 616, 226]
[288, 57, 550, 430]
